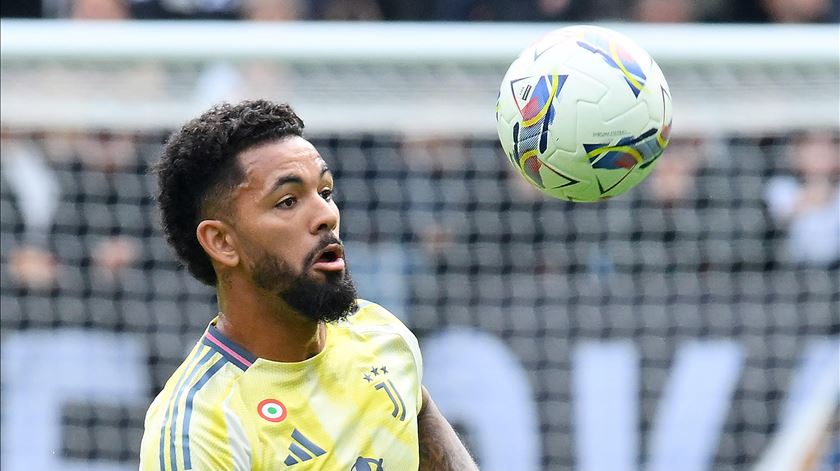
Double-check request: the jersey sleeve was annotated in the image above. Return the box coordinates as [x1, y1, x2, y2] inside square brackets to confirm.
[400, 317, 424, 412]
[139, 392, 251, 471]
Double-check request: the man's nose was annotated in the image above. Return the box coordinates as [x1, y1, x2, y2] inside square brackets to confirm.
[311, 195, 338, 234]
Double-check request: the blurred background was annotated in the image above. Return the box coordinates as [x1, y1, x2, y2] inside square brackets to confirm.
[1, 1, 838, 470]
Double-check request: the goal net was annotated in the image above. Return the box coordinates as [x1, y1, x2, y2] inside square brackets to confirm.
[1, 20, 838, 471]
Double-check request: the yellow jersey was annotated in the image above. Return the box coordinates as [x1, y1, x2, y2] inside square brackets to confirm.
[139, 300, 422, 470]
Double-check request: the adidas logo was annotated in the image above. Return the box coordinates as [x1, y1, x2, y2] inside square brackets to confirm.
[283, 429, 327, 466]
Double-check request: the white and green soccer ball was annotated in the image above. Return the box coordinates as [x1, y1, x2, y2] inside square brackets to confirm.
[496, 25, 673, 202]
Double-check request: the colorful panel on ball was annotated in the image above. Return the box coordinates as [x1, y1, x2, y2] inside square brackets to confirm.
[510, 74, 567, 127]
[585, 127, 668, 171]
[576, 33, 647, 98]
[510, 74, 568, 188]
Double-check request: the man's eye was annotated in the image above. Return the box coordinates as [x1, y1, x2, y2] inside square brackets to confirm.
[276, 197, 296, 209]
[320, 189, 334, 201]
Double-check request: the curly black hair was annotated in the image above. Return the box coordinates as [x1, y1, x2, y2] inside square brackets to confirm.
[155, 99, 305, 286]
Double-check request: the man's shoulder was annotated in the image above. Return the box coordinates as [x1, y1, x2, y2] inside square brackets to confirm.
[144, 342, 245, 427]
[140, 360, 245, 470]
[339, 299, 424, 409]
[342, 299, 412, 333]
[141, 359, 243, 463]
[338, 299, 416, 343]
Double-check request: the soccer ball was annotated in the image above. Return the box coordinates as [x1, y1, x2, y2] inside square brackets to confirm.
[496, 25, 672, 202]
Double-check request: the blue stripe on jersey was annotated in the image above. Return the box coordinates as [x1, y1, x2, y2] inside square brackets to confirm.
[289, 442, 313, 461]
[181, 357, 226, 469]
[159, 347, 211, 471]
[292, 428, 327, 456]
[163, 348, 215, 471]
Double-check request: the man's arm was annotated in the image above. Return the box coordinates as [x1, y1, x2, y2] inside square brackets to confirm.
[418, 385, 479, 470]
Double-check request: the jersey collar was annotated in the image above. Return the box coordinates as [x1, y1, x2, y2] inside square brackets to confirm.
[201, 319, 258, 371]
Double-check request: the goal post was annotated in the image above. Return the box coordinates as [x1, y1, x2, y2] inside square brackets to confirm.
[1, 20, 838, 135]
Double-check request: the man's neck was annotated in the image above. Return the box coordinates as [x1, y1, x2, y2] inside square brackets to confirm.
[215, 279, 326, 363]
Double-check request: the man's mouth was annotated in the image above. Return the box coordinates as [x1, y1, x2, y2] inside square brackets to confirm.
[311, 243, 345, 272]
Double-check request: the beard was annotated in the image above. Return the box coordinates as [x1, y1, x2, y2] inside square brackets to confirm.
[250, 238, 358, 323]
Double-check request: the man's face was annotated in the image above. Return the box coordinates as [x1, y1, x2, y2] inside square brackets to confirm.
[229, 136, 357, 322]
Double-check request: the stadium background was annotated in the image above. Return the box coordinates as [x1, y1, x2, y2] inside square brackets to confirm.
[1, 1, 838, 470]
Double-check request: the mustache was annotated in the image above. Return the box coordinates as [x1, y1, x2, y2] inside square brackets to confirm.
[304, 235, 344, 266]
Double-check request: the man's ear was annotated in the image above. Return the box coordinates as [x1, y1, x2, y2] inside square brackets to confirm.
[196, 219, 239, 269]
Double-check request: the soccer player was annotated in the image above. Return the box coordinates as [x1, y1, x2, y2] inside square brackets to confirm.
[139, 100, 478, 470]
